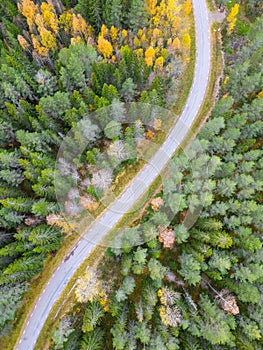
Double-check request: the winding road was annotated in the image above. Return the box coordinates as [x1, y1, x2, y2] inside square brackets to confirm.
[16, 0, 211, 349]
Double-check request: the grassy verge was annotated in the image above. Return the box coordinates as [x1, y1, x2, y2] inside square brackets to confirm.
[34, 15, 224, 350]
[207, 0, 216, 11]
[7, 11, 198, 350]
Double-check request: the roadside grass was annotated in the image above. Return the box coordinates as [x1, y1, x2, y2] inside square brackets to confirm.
[33, 13, 224, 350]
[207, 0, 216, 11]
[7, 10, 200, 350]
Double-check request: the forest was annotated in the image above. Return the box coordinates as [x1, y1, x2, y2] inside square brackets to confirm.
[0, 0, 192, 337]
[0, 0, 262, 349]
[46, 1, 263, 349]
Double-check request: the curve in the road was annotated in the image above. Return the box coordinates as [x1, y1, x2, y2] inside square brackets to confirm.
[16, 1, 211, 349]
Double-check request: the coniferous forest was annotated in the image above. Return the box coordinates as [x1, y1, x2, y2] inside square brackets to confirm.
[0, 0, 192, 336]
[0, 0, 263, 349]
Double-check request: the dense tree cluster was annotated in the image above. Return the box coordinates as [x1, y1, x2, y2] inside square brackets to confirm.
[57, 4, 263, 350]
[0, 0, 191, 334]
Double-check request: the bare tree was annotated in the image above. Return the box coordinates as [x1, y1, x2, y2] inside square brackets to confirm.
[108, 140, 128, 163]
[65, 200, 82, 216]
[92, 168, 113, 191]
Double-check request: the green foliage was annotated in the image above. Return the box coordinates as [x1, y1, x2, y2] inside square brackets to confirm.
[198, 294, 236, 345]
[73, 9, 263, 350]
[120, 78, 137, 102]
[75, 0, 103, 33]
[126, 0, 149, 33]
[148, 257, 166, 282]
[52, 318, 74, 350]
[179, 252, 201, 285]
[103, 0, 123, 28]
[104, 120, 122, 139]
[174, 224, 189, 244]
[81, 328, 104, 350]
[0, 0, 262, 347]
[0, 282, 28, 330]
[82, 300, 104, 333]
[0, 0, 178, 336]
[58, 43, 98, 92]
[134, 321, 151, 344]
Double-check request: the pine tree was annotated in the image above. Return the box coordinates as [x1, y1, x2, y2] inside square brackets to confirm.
[82, 300, 105, 333]
[104, 0, 123, 28]
[127, 0, 149, 33]
[81, 328, 105, 350]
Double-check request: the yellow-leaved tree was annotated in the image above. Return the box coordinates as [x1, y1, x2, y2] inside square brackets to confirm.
[227, 4, 239, 34]
[40, 28, 57, 50]
[17, 35, 30, 52]
[72, 13, 92, 40]
[182, 32, 191, 50]
[41, 2, 59, 34]
[17, 0, 39, 31]
[97, 36, 113, 59]
[183, 0, 192, 16]
[59, 11, 73, 33]
[146, 0, 158, 16]
[154, 56, 164, 71]
[100, 24, 108, 38]
[31, 34, 49, 58]
[145, 45, 155, 66]
[110, 26, 118, 43]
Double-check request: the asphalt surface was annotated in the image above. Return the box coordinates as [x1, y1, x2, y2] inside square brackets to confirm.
[16, 1, 211, 348]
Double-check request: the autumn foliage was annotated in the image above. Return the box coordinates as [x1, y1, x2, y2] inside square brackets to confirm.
[227, 3, 240, 34]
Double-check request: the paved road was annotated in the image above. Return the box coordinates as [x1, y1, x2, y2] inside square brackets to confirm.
[16, 1, 211, 349]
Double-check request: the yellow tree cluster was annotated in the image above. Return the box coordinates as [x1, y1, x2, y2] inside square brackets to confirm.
[41, 2, 59, 34]
[154, 56, 164, 71]
[151, 0, 182, 36]
[75, 266, 111, 311]
[17, 0, 93, 58]
[18, 0, 58, 57]
[72, 13, 93, 42]
[110, 26, 118, 42]
[17, 0, 39, 31]
[146, 0, 158, 16]
[145, 0, 191, 64]
[59, 11, 74, 32]
[227, 3, 240, 34]
[99, 24, 119, 48]
[17, 34, 31, 52]
[182, 32, 191, 50]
